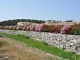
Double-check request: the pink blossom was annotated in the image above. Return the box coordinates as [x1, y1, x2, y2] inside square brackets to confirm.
[13, 25, 17, 30]
[27, 25, 35, 31]
[35, 24, 44, 32]
[16, 26, 20, 30]
[5, 25, 9, 29]
[61, 25, 72, 34]
[22, 26, 27, 30]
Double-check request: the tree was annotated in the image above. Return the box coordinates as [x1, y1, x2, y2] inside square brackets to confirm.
[65, 20, 73, 22]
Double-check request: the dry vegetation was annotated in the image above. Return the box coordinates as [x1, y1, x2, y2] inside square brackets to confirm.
[0, 35, 59, 60]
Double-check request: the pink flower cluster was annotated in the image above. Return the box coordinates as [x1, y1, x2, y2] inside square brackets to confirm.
[61, 25, 73, 34]
[0, 23, 80, 35]
[35, 24, 44, 32]
[13, 25, 17, 30]
[22, 26, 27, 30]
[16, 26, 20, 30]
[0, 26, 5, 29]
[27, 25, 35, 31]
[5, 25, 9, 29]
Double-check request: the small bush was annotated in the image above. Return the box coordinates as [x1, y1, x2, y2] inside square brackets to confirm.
[54, 25, 63, 33]
[27, 25, 35, 31]
[25, 36, 30, 39]
[5, 25, 9, 30]
[61, 25, 73, 34]
[41, 41, 48, 46]
[22, 26, 27, 30]
[62, 47, 65, 50]
[72, 27, 80, 35]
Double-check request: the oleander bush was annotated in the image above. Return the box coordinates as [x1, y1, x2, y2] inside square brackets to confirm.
[5, 25, 9, 29]
[27, 25, 35, 31]
[35, 24, 62, 33]
[0, 23, 80, 35]
[13, 25, 17, 30]
[22, 26, 27, 30]
[60, 25, 73, 34]
[35, 24, 44, 32]
[54, 25, 63, 33]
[0, 26, 5, 29]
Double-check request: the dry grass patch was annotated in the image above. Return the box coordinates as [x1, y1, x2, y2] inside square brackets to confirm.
[0, 37, 59, 60]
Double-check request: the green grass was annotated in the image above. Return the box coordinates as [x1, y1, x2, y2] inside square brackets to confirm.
[11, 30, 18, 32]
[1, 33, 80, 60]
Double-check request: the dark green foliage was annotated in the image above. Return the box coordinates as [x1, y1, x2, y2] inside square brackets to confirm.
[65, 20, 73, 22]
[0, 19, 45, 26]
[75, 46, 78, 50]
[41, 41, 48, 46]
[62, 47, 65, 50]
[72, 27, 80, 35]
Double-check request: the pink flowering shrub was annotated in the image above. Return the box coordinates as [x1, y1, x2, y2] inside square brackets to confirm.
[5, 25, 9, 29]
[0, 26, 5, 29]
[27, 25, 35, 31]
[16, 26, 20, 30]
[54, 25, 63, 33]
[35, 24, 63, 33]
[60, 25, 73, 34]
[0, 26, 2, 29]
[16, 26, 24, 30]
[35, 24, 56, 32]
[30, 26, 35, 31]
[35, 24, 44, 32]
[22, 26, 27, 30]
[0, 23, 80, 35]
[41, 25, 55, 32]
[13, 25, 17, 30]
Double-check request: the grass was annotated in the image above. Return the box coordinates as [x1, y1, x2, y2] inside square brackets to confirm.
[11, 30, 18, 32]
[1, 33, 80, 60]
[0, 41, 8, 47]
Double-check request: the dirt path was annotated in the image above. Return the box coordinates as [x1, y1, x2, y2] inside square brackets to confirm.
[0, 36, 60, 60]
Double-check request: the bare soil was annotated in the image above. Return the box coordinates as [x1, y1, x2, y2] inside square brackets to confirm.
[0, 36, 59, 60]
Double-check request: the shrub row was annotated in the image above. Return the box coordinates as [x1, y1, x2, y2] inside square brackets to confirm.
[0, 24, 80, 35]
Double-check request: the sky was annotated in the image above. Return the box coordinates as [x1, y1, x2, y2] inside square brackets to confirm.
[0, 0, 80, 22]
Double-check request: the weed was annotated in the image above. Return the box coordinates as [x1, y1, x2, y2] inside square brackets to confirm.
[41, 41, 48, 46]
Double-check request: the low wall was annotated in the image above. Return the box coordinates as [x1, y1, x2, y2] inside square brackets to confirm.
[0, 29, 80, 54]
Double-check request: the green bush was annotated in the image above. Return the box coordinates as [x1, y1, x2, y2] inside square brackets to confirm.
[41, 41, 48, 46]
[72, 27, 80, 35]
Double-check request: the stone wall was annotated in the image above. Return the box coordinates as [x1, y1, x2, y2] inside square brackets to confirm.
[0, 29, 80, 54]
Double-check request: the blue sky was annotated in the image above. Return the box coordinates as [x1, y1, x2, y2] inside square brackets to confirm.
[0, 0, 80, 22]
